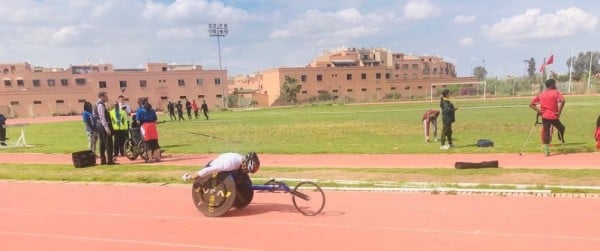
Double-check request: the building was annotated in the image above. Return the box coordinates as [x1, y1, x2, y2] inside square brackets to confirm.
[0, 62, 228, 118]
[230, 47, 474, 106]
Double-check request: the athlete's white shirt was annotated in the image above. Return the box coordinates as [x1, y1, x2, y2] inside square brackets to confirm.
[197, 153, 244, 178]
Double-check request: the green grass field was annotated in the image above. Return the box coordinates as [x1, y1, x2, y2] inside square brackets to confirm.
[3, 96, 599, 154]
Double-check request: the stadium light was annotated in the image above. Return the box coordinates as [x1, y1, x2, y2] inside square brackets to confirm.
[208, 23, 229, 108]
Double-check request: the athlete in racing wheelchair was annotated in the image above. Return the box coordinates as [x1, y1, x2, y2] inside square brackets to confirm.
[182, 152, 260, 216]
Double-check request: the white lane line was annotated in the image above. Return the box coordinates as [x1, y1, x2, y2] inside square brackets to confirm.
[0, 208, 598, 242]
[0, 230, 261, 251]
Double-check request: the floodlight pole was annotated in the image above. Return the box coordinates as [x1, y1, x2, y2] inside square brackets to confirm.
[209, 23, 228, 109]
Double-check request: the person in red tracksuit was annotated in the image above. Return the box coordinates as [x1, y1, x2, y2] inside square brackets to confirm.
[422, 110, 440, 143]
[529, 79, 565, 156]
[595, 116, 600, 150]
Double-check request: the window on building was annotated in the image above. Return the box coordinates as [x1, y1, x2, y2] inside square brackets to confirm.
[361, 73, 367, 80]
[418, 86, 423, 89]
[160, 96, 168, 100]
[162, 67, 167, 72]
[385, 73, 391, 79]
[56, 100, 65, 104]
[17, 79, 24, 86]
[99, 81, 107, 89]
[75, 78, 86, 85]
[332, 89, 338, 93]
[390, 87, 396, 91]
[395, 64, 400, 70]
[361, 88, 367, 92]
[77, 99, 86, 103]
[405, 86, 410, 90]
[301, 75, 307, 82]
[4, 80, 11, 87]
[196, 78, 204, 86]
[216, 94, 223, 98]
[347, 89, 353, 92]
[301, 90, 307, 94]
[33, 79, 40, 87]
[433, 68, 438, 74]
[402, 64, 409, 69]
[375, 73, 381, 80]
[119, 80, 127, 88]
[316, 74, 323, 81]
[197, 94, 205, 99]
[139, 80, 147, 88]
[61, 79, 68, 86]
[179, 96, 186, 99]
[10, 101, 19, 105]
[346, 74, 352, 80]
[47, 79, 55, 86]
[215, 78, 221, 85]
[403, 74, 408, 80]
[33, 100, 42, 105]
[412, 64, 419, 69]
[178, 79, 185, 87]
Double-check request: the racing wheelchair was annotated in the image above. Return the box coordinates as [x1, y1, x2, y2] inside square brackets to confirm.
[192, 170, 325, 217]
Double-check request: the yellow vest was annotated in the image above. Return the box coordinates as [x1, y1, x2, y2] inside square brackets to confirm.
[109, 109, 128, 131]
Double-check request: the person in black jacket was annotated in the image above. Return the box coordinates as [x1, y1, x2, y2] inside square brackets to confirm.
[439, 89, 458, 150]
[95, 92, 117, 165]
[0, 113, 7, 146]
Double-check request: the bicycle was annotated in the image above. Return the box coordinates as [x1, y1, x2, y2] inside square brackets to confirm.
[192, 170, 325, 217]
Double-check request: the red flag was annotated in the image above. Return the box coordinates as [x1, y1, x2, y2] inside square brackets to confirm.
[539, 59, 546, 73]
[546, 54, 554, 65]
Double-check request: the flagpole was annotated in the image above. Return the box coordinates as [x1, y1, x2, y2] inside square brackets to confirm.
[540, 57, 545, 93]
[587, 52, 593, 94]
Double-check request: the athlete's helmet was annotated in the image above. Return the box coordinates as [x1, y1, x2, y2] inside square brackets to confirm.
[245, 152, 260, 173]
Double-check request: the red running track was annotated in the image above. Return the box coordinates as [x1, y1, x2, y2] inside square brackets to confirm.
[0, 181, 599, 251]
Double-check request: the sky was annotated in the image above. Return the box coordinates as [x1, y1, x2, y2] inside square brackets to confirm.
[0, 0, 598, 78]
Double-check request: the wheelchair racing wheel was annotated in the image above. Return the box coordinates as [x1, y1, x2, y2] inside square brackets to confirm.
[232, 171, 254, 209]
[192, 172, 237, 217]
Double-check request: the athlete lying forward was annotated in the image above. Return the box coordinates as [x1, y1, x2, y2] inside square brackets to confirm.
[182, 152, 260, 181]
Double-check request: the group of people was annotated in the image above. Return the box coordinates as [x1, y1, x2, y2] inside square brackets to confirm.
[421, 88, 457, 150]
[167, 100, 209, 121]
[422, 79, 599, 156]
[83, 92, 161, 164]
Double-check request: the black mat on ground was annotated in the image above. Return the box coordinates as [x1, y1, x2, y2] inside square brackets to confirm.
[454, 160, 499, 169]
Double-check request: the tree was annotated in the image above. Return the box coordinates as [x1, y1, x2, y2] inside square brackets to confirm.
[526, 57, 536, 78]
[280, 76, 302, 104]
[566, 51, 600, 81]
[472, 66, 487, 81]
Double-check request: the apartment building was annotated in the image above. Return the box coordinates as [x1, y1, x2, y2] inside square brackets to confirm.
[232, 47, 473, 106]
[0, 62, 228, 117]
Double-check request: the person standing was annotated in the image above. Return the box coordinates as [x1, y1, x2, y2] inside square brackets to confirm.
[167, 101, 176, 121]
[110, 102, 128, 158]
[422, 110, 440, 143]
[192, 100, 199, 119]
[200, 100, 209, 120]
[530, 79, 566, 156]
[95, 92, 117, 165]
[176, 101, 185, 121]
[82, 102, 98, 153]
[185, 99, 192, 120]
[439, 89, 458, 150]
[595, 116, 600, 150]
[141, 102, 161, 163]
[0, 113, 7, 146]
[118, 95, 131, 115]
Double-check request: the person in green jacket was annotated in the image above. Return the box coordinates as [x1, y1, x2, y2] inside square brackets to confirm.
[439, 89, 458, 150]
[110, 102, 128, 158]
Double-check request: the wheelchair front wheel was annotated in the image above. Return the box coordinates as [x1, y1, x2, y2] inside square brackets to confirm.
[291, 181, 325, 216]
